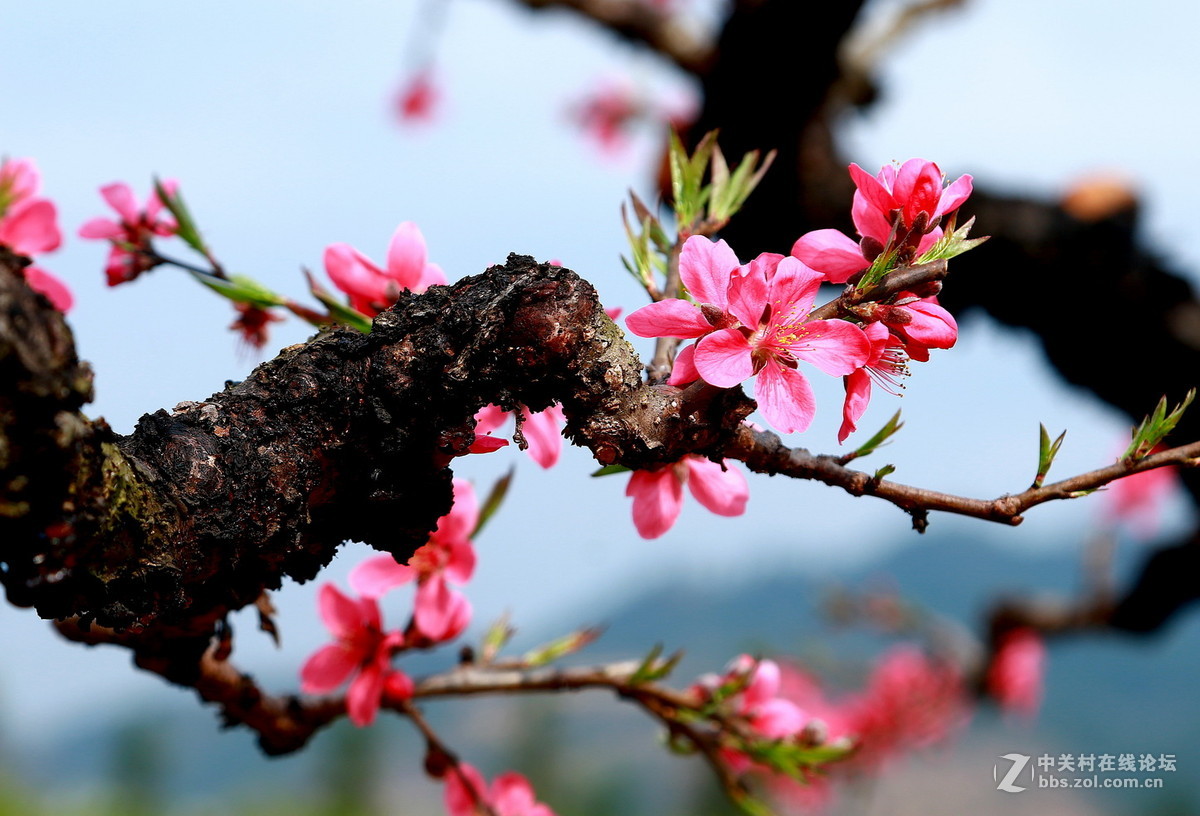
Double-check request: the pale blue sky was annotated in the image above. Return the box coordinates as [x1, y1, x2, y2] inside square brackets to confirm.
[2, 0, 1197, 743]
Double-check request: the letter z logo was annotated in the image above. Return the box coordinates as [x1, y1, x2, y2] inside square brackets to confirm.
[994, 753, 1031, 793]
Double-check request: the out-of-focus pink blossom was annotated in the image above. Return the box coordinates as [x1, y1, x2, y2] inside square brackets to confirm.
[230, 302, 284, 353]
[323, 221, 445, 316]
[299, 583, 407, 727]
[471, 404, 565, 468]
[840, 646, 969, 770]
[395, 67, 438, 124]
[78, 180, 177, 286]
[986, 628, 1045, 719]
[695, 655, 810, 774]
[571, 76, 644, 155]
[444, 763, 556, 816]
[23, 266, 74, 312]
[1106, 445, 1179, 539]
[0, 158, 70, 311]
[350, 479, 478, 643]
[625, 454, 748, 539]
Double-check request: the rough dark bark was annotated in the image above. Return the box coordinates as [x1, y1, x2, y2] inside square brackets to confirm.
[0, 251, 753, 637]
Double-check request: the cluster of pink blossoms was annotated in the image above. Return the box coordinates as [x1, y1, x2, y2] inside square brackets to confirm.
[300, 479, 480, 724]
[698, 647, 972, 812]
[0, 157, 71, 311]
[443, 763, 556, 816]
[301, 480, 557, 814]
[627, 159, 967, 444]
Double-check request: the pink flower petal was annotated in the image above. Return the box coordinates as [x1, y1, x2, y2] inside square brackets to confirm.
[937, 174, 974, 217]
[99, 182, 140, 224]
[346, 654, 387, 727]
[23, 266, 73, 312]
[0, 199, 62, 254]
[385, 221, 430, 289]
[521, 404, 565, 469]
[694, 328, 755, 388]
[763, 256, 823, 322]
[324, 243, 389, 313]
[444, 539, 477, 585]
[754, 358, 817, 434]
[624, 299, 713, 339]
[788, 318, 870, 376]
[445, 764, 489, 816]
[317, 583, 373, 640]
[685, 457, 748, 517]
[666, 342, 699, 386]
[299, 642, 359, 694]
[474, 404, 510, 434]
[900, 299, 957, 348]
[725, 263, 769, 329]
[838, 368, 872, 443]
[851, 189, 894, 245]
[678, 234, 740, 308]
[492, 772, 549, 816]
[349, 555, 416, 599]
[414, 575, 472, 642]
[790, 229, 870, 283]
[848, 163, 895, 215]
[751, 698, 808, 738]
[77, 217, 123, 240]
[626, 467, 684, 539]
[435, 479, 479, 545]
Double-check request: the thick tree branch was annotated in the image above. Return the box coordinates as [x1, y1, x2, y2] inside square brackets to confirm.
[2, 251, 754, 635]
[508, 0, 713, 74]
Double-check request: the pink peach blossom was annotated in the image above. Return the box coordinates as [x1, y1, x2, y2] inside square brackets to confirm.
[395, 67, 438, 123]
[792, 159, 972, 282]
[691, 256, 870, 433]
[78, 180, 178, 286]
[444, 763, 556, 816]
[299, 583, 407, 727]
[350, 479, 478, 642]
[1106, 444, 1179, 539]
[986, 628, 1045, 719]
[323, 221, 445, 316]
[23, 266, 74, 312]
[625, 455, 748, 539]
[0, 158, 70, 311]
[849, 158, 972, 242]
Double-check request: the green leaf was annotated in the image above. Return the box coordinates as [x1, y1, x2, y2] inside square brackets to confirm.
[844, 410, 903, 462]
[872, 464, 896, 481]
[154, 177, 208, 255]
[480, 612, 515, 663]
[916, 215, 989, 262]
[471, 467, 515, 538]
[521, 626, 603, 667]
[1032, 423, 1067, 488]
[306, 272, 373, 333]
[591, 463, 632, 477]
[629, 643, 683, 685]
[1122, 388, 1195, 460]
[709, 147, 776, 224]
[188, 270, 284, 308]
